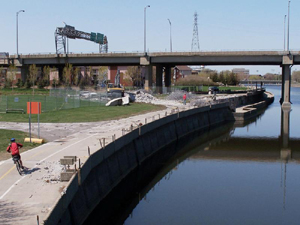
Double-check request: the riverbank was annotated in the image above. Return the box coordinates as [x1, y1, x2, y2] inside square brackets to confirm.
[0, 90, 272, 225]
[44, 90, 272, 225]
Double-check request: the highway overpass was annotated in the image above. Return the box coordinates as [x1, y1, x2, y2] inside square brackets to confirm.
[2, 50, 297, 108]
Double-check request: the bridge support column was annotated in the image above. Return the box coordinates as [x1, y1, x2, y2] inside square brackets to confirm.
[58, 67, 64, 82]
[165, 65, 171, 92]
[144, 65, 153, 91]
[281, 55, 293, 110]
[156, 65, 163, 94]
[21, 65, 29, 82]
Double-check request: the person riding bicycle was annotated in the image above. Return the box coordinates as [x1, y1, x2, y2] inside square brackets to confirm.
[7, 138, 24, 169]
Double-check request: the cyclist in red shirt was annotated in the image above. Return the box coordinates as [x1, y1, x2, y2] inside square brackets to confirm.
[7, 138, 24, 169]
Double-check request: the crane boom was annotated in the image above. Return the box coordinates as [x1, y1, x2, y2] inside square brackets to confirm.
[55, 24, 108, 54]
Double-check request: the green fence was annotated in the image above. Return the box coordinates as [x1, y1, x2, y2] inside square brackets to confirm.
[0, 93, 109, 113]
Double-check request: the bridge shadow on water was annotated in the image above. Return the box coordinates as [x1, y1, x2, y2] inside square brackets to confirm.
[83, 106, 297, 225]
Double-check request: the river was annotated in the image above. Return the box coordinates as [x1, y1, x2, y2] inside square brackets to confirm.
[86, 86, 300, 225]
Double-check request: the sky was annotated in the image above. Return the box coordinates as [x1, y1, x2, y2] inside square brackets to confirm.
[1, 0, 300, 74]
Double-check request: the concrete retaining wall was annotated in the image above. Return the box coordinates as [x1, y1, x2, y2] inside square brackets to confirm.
[44, 92, 270, 225]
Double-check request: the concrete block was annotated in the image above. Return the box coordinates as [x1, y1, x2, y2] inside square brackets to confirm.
[61, 172, 75, 182]
[60, 158, 74, 165]
[64, 156, 77, 162]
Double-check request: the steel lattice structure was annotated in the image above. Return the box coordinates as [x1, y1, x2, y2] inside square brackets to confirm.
[191, 12, 200, 52]
[55, 25, 108, 54]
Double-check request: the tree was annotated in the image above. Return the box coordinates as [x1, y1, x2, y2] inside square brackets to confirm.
[73, 67, 80, 86]
[63, 63, 73, 87]
[43, 66, 50, 83]
[219, 72, 225, 84]
[264, 73, 276, 80]
[97, 66, 108, 84]
[210, 72, 219, 82]
[126, 66, 141, 86]
[292, 71, 300, 83]
[7, 64, 17, 90]
[29, 64, 38, 95]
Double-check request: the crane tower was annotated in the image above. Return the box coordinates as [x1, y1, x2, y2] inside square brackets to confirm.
[55, 24, 108, 54]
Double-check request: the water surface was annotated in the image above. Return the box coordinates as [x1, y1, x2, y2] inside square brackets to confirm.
[123, 86, 300, 225]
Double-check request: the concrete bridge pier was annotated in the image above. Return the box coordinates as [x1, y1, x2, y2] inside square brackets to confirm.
[156, 65, 163, 94]
[164, 65, 171, 93]
[281, 56, 293, 109]
[144, 65, 153, 92]
[21, 65, 29, 82]
[58, 66, 64, 82]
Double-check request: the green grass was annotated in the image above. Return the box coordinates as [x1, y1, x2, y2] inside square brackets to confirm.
[0, 94, 103, 113]
[0, 129, 41, 160]
[0, 103, 166, 123]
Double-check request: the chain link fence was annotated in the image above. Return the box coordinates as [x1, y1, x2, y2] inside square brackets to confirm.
[0, 88, 122, 113]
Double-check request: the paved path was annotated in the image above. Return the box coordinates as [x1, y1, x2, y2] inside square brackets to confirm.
[0, 105, 188, 225]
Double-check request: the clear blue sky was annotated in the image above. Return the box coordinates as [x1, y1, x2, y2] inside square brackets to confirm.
[1, 0, 300, 74]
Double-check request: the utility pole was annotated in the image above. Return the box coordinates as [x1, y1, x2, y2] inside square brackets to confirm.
[16, 10, 25, 56]
[287, 1, 291, 52]
[168, 19, 172, 52]
[144, 5, 150, 54]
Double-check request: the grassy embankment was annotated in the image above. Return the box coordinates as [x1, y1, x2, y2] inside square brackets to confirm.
[0, 88, 165, 157]
[0, 129, 40, 160]
[0, 103, 165, 123]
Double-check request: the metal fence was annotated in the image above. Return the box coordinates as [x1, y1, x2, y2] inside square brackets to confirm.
[0, 88, 123, 113]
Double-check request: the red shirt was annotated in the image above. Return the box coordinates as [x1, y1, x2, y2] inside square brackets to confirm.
[183, 94, 187, 100]
[7, 142, 23, 156]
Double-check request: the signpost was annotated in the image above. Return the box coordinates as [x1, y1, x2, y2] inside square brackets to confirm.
[27, 102, 41, 142]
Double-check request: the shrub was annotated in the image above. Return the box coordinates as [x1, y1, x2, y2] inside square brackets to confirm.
[25, 78, 32, 89]
[16, 79, 24, 88]
[4, 78, 12, 88]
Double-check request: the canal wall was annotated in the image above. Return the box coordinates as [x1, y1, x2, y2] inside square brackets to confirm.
[44, 91, 272, 225]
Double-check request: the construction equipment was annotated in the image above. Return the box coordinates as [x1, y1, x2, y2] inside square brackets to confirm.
[55, 24, 108, 54]
[107, 69, 124, 97]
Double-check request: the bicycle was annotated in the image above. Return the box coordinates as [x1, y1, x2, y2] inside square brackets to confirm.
[12, 155, 23, 175]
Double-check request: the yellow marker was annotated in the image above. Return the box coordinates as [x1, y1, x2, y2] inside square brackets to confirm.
[24, 138, 44, 144]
